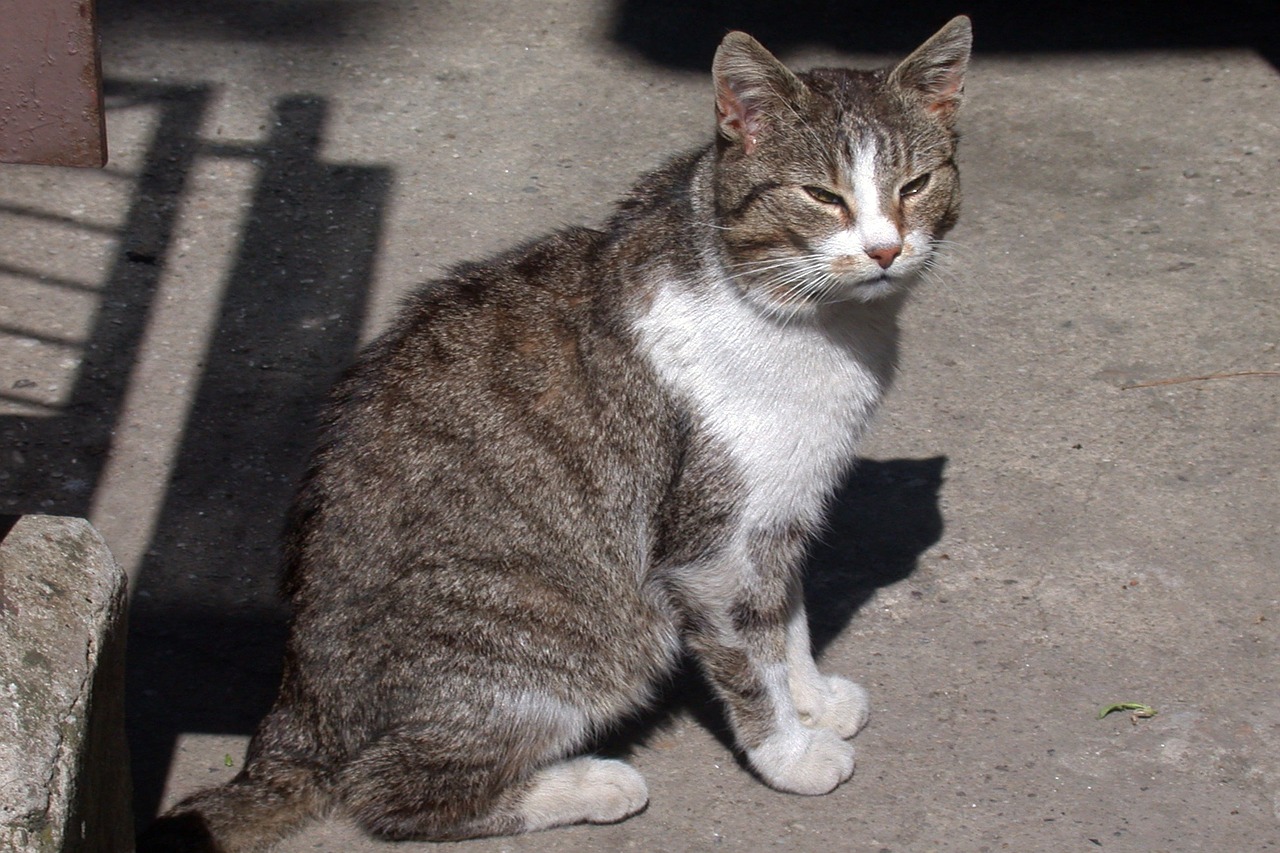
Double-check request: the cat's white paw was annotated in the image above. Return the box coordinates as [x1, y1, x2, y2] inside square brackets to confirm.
[519, 757, 649, 830]
[579, 759, 650, 824]
[747, 726, 856, 796]
[794, 675, 870, 739]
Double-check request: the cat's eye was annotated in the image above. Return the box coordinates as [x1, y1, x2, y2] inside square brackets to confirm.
[803, 186, 845, 207]
[899, 173, 931, 198]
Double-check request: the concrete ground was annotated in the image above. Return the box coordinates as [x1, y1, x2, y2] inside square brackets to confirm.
[1, 1, 1277, 850]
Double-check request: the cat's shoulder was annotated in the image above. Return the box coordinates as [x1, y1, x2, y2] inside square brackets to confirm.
[608, 148, 707, 227]
[343, 225, 626, 391]
[406, 225, 606, 311]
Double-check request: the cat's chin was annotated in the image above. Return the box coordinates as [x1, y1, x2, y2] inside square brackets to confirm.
[830, 272, 912, 305]
[846, 275, 898, 301]
[752, 276, 903, 319]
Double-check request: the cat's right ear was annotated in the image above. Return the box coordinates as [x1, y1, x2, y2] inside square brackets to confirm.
[713, 32, 805, 154]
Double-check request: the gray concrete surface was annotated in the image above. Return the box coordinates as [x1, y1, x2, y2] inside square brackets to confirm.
[0, 516, 132, 852]
[1, 1, 1277, 850]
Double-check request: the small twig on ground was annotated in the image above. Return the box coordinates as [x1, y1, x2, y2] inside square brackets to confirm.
[1120, 371, 1280, 390]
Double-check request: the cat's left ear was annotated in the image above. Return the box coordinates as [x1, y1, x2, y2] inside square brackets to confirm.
[713, 32, 806, 154]
[889, 16, 972, 127]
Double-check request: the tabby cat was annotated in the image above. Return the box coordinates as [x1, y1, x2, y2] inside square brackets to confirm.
[142, 17, 971, 850]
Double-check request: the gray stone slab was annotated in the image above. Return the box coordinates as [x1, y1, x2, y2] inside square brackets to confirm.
[1, 516, 132, 853]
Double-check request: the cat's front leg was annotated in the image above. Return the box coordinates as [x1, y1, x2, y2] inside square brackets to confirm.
[743, 664, 858, 796]
[785, 591, 870, 739]
[675, 558, 856, 796]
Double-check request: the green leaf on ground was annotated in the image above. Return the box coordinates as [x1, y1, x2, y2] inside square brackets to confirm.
[1098, 702, 1157, 720]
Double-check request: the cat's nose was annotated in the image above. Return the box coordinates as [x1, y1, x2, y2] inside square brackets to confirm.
[866, 244, 901, 269]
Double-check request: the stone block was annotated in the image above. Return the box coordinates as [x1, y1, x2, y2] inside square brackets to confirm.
[1, 516, 133, 852]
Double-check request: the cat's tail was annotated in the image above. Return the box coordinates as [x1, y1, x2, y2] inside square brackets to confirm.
[137, 759, 329, 853]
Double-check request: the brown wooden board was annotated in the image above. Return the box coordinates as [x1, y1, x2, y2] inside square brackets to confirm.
[0, 0, 107, 167]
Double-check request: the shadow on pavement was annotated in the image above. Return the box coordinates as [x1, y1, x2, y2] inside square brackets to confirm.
[0, 79, 394, 825]
[611, 0, 1280, 70]
[0, 82, 212, 520]
[123, 88, 390, 825]
[806, 455, 947, 652]
[99, 0, 399, 43]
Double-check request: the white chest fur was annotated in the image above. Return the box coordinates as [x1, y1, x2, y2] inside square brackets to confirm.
[634, 278, 897, 529]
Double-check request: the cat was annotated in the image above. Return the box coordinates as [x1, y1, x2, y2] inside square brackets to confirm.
[141, 16, 971, 851]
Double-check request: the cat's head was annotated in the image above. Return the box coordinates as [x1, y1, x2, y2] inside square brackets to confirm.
[710, 17, 971, 315]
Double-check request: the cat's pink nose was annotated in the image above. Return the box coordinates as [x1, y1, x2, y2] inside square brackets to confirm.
[866, 245, 901, 269]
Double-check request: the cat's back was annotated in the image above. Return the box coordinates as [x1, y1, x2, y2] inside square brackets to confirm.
[363, 226, 607, 388]
[323, 226, 631, 448]
[286, 224, 676, 599]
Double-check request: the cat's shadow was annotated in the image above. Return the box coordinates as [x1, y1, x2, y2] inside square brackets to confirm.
[804, 455, 947, 650]
[604, 455, 947, 759]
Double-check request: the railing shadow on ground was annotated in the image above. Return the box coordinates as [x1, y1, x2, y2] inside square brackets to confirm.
[0, 82, 212, 522]
[0, 78, 392, 826]
[123, 84, 392, 826]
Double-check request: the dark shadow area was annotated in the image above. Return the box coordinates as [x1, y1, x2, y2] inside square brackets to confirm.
[0, 81, 391, 823]
[612, 0, 1280, 70]
[124, 91, 390, 825]
[0, 83, 374, 829]
[126, 610, 290, 820]
[0, 81, 212, 520]
[604, 457, 946, 760]
[805, 455, 947, 651]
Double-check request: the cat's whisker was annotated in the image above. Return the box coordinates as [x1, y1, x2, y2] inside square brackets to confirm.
[759, 255, 825, 285]
[752, 263, 823, 310]
[764, 261, 837, 316]
[763, 274, 822, 306]
[914, 255, 974, 307]
[731, 258, 831, 295]
[729, 257, 808, 275]
[928, 238, 976, 261]
[929, 240, 977, 269]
